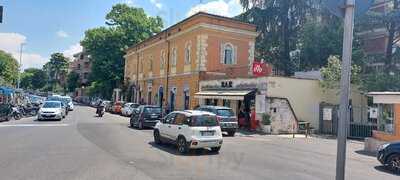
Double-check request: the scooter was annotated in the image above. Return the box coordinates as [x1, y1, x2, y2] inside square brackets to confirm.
[11, 106, 23, 120]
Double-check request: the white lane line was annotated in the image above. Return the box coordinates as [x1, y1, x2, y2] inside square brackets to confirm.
[0, 124, 69, 127]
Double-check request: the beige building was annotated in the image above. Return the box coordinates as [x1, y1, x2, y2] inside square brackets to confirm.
[195, 76, 368, 133]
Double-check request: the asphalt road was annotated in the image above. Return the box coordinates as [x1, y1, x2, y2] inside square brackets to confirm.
[0, 105, 398, 180]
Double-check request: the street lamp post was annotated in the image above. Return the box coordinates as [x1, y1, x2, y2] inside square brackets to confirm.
[17, 43, 25, 89]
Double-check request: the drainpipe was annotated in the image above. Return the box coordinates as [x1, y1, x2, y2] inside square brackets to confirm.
[165, 31, 171, 113]
[136, 47, 139, 103]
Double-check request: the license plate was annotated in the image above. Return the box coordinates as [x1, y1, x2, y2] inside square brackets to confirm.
[151, 115, 158, 118]
[201, 131, 214, 136]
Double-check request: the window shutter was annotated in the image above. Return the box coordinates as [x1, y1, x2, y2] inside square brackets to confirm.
[233, 45, 238, 64]
[220, 43, 225, 64]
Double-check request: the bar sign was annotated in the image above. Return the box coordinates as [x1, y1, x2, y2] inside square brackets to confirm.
[0, 6, 3, 23]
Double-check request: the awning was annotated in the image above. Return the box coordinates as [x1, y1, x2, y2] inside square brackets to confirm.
[194, 90, 253, 100]
[0, 87, 15, 96]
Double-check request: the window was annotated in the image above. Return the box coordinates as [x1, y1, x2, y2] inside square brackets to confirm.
[174, 113, 186, 125]
[164, 113, 176, 124]
[160, 50, 165, 69]
[184, 42, 191, 64]
[77, 64, 81, 70]
[223, 44, 234, 64]
[378, 104, 395, 134]
[83, 73, 88, 79]
[172, 47, 177, 66]
[84, 62, 89, 68]
[222, 100, 231, 108]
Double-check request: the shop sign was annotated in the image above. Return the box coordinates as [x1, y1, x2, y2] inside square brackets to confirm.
[369, 107, 378, 119]
[252, 62, 272, 77]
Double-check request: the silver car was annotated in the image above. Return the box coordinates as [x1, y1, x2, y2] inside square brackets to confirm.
[37, 101, 66, 121]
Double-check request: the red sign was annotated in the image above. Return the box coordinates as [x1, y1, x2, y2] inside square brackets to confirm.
[252, 62, 271, 77]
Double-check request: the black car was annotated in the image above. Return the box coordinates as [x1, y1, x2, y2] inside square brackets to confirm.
[130, 105, 162, 129]
[195, 106, 238, 136]
[377, 141, 400, 173]
[0, 104, 12, 122]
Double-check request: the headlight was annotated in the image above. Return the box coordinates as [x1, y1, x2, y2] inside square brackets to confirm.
[378, 143, 390, 151]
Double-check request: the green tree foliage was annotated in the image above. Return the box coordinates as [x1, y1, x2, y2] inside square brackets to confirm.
[81, 4, 163, 99]
[320, 56, 361, 91]
[0, 50, 19, 86]
[43, 53, 70, 91]
[238, 0, 318, 75]
[20, 68, 47, 90]
[66, 72, 80, 92]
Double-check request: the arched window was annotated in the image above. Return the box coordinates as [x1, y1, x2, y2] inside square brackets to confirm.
[149, 55, 153, 71]
[184, 42, 191, 64]
[224, 44, 233, 64]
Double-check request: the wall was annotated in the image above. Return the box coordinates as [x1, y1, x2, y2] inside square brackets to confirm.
[265, 76, 368, 131]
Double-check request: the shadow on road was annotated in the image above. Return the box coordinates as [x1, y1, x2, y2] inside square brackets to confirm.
[374, 166, 400, 176]
[354, 150, 376, 157]
[148, 142, 219, 156]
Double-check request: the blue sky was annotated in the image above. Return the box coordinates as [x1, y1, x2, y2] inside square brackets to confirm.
[0, 0, 243, 70]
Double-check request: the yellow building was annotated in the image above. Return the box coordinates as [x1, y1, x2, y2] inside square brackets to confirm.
[124, 12, 258, 111]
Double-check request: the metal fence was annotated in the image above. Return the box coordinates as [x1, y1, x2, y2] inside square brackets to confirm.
[319, 103, 377, 139]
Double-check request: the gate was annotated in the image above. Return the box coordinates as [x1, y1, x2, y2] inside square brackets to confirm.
[319, 103, 377, 139]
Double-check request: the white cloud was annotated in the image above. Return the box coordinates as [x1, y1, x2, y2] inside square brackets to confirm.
[56, 30, 69, 38]
[123, 0, 134, 6]
[150, 0, 162, 9]
[0, 32, 48, 70]
[187, 0, 243, 17]
[63, 43, 82, 60]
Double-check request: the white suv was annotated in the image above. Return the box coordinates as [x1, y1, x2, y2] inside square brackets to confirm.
[153, 110, 223, 154]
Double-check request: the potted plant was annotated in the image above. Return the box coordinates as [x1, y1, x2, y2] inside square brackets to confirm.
[262, 113, 271, 133]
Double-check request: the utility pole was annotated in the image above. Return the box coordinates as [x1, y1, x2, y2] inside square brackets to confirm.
[17, 43, 25, 89]
[336, 0, 355, 180]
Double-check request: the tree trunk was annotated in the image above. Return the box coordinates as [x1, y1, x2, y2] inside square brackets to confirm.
[281, 0, 291, 75]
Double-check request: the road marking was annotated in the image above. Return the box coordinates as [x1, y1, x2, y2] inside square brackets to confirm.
[0, 124, 69, 127]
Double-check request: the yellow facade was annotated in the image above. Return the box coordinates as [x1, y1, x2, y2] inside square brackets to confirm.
[124, 12, 258, 111]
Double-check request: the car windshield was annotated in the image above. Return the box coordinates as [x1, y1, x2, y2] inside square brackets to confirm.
[190, 115, 218, 127]
[43, 102, 60, 108]
[131, 104, 139, 108]
[143, 107, 161, 114]
[217, 109, 234, 116]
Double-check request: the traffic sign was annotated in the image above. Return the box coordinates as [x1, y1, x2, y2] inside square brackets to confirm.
[324, 0, 374, 18]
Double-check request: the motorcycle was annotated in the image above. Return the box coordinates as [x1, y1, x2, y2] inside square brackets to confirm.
[23, 104, 39, 117]
[11, 105, 23, 120]
[96, 106, 105, 117]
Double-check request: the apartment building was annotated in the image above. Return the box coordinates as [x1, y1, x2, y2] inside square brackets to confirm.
[69, 51, 92, 97]
[124, 12, 258, 111]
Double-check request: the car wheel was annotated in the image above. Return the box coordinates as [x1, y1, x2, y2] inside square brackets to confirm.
[138, 120, 143, 130]
[388, 154, 400, 174]
[211, 146, 221, 153]
[177, 136, 188, 154]
[154, 130, 162, 145]
[227, 131, 236, 137]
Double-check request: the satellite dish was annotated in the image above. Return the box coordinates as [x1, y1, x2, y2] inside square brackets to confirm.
[323, 0, 374, 18]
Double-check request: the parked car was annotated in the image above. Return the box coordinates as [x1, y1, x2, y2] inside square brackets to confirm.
[130, 105, 162, 129]
[121, 103, 140, 117]
[377, 141, 400, 173]
[111, 101, 124, 114]
[61, 96, 74, 111]
[104, 101, 112, 112]
[153, 110, 223, 154]
[46, 96, 69, 116]
[37, 101, 66, 121]
[195, 106, 238, 136]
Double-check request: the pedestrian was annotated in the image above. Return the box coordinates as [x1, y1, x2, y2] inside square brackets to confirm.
[238, 107, 246, 128]
[250, 106, 258, 131]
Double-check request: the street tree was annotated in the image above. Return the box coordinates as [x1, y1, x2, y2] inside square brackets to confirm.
[44, 53, 70, 92]
[66, 72, 80, 92]
[0, 50, 19, 86]
[238, 0, 318, 75]
[320, 55, 361, 91]
[20, 68, 47, 90]
[81, 4, 163, 99]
